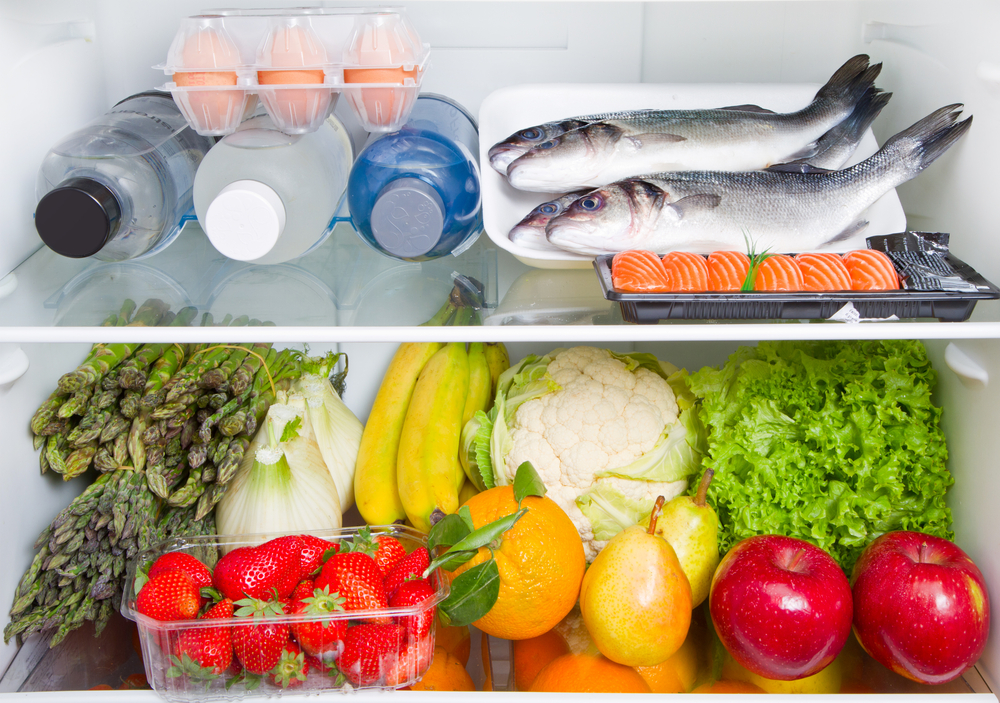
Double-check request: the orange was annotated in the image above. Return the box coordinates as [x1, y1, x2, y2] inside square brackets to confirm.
[450, 486, 585, 640]
[404, 647, 475, 692]
[634, 628, 701, 692]
[530, 652, 651, 693]
[434, 616, 471, 666]
[693, 680, 768, 693]
[513, 628, 570, 691]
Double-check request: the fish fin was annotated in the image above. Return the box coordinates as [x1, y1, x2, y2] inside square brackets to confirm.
[719, 103, 777, 114]
[812, 55, 882, 113]
[626, 133, 687, 149]
[765, 162, 835, 174]
[668, 194, 722, 220]
[825, 220, 870, 245]
[877, 104, 972, 174]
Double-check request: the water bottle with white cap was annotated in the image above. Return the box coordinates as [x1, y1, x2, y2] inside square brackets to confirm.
[192, 108, 356, 265]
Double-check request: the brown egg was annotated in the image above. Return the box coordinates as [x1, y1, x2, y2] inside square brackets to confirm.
[173, 26, 244, 132]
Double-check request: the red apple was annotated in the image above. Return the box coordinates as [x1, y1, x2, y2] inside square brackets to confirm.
[851, 531, 990, 685]
[709, 535, 852, 681]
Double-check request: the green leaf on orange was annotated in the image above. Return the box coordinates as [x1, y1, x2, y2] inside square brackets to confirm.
[438, 559, 501, 628]
[513, 461, 546, 502]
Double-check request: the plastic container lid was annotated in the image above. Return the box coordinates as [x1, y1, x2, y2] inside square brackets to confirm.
[35, 178, 122, 258]
[370, 177, 445, 258]
[203, 180, 286, 261]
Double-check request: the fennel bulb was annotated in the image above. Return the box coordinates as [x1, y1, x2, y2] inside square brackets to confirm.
[217, 394, 342, 546]
[291, 374, 363, 512]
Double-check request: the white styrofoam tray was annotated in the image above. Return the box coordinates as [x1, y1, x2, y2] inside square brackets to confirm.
[479, 83, 907, 269]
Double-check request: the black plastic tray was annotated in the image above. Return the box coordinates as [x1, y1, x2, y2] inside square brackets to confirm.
[593, 253, 1000, 323]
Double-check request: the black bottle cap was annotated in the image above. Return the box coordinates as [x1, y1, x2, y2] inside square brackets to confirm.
[35, 178, 122, 258]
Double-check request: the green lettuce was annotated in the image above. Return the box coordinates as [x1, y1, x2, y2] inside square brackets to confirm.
[688, 340, 954, 572]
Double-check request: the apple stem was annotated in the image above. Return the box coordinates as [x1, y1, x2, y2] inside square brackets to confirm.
[695, 470, 714, 508]
[787, 548, 807, 572]
[919, 541, 929, 563]
[648, 496, 666, 535]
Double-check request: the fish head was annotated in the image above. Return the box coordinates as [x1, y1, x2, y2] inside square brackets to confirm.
[505, 123, 625, 192]
[488, 119, 587, 175]
[546, 180, 665, 255]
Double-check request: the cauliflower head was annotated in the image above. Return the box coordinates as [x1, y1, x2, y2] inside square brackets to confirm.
[496, 347, 694, 560]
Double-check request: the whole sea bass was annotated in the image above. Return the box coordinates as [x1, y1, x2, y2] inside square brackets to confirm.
[544, 105, 971, 256]
[490, 55, 884, 193]
[507, 88, 891, 250]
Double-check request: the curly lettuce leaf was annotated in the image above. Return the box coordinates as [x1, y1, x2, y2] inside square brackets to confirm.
[689, 340, 953, 572]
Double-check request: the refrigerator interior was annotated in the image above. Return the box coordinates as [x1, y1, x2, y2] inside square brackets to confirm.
[2, 0, 1000, 698]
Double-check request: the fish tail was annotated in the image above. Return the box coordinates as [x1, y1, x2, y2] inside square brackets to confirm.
[881, 104, 972, 176]
[812, 54, 883, 112]
[784, 87, 892, 169]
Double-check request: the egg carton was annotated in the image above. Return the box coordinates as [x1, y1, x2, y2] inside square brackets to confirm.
[157, 8, 430, 135]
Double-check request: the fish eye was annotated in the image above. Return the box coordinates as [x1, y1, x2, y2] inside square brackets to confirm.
[536, 140, 556, 150]
[519, 128, 543, 141]
[539, 202, 559, 215]
[579, 195, 603, 211]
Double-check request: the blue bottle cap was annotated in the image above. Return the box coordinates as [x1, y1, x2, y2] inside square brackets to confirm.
[370, 177, 445, 259]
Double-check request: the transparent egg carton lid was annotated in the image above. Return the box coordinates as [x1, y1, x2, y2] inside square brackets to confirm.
[158, 8, 430, 135]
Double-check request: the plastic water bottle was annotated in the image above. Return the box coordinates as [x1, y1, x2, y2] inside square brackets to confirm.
[347, 94, 482, 262]
[35, 91, 214, 261]
[193, 110, 354, 265]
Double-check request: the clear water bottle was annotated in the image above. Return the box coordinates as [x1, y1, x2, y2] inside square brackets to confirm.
[193, 110, 354, 265]
[347, 94, 482, 262]
[35, 91, 214, 261]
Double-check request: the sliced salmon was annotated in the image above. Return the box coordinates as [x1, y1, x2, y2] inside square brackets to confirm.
[611, 250, 671, 292]
[843, 249, 900, 290]
[707, 251, 751, 292]
[754, 254, 804, 291]
[661, 251, 710, 292]
[795, 252, 853, 291]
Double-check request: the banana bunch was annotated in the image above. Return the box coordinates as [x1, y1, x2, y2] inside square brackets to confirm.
[354, 285, 510, 532]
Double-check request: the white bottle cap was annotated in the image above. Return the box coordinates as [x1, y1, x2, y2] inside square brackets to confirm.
[204, 180, 286, 261]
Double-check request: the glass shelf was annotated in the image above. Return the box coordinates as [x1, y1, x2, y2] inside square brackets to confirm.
[3, 220, 1000, 345]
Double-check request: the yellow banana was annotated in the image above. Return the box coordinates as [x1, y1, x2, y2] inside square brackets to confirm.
[354, 340, 445, 525]
[483, 342, 510, 397]
[354, 298, 456, 526]
[458, 478, 480, 506]
[397, 341, 470, 533]
[459, 342, 492, 491]
[462, 342, 492, 428]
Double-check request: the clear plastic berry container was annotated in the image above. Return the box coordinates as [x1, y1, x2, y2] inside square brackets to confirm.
[158, 8, 430, 136]
[121, 525, 447, 701]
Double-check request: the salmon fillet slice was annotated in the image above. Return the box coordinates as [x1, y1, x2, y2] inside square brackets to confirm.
[754, 254, 804, 291]
[795, 252, 853, 291]
[662, 251, 710, 292]
[843, 250, 900, 290]
[611, 250, 671, 292]
[707, 251, 751, 292]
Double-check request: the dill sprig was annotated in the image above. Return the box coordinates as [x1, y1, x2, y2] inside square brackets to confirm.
[740, 231, 772, 292]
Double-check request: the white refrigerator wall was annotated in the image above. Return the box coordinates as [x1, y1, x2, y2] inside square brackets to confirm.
[2, 0, 1000, 695]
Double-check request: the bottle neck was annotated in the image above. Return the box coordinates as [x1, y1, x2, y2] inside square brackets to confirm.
[35, 177, 122, 258]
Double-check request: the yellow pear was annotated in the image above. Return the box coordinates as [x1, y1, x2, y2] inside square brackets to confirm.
[580, 496, 692, 667]
[645, 469, 720, 607]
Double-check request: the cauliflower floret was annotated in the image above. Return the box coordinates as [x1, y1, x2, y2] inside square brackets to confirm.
[502, 347, 685, 560]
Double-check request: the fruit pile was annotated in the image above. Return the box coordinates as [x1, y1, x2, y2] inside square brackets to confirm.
[128, 528, 441, 694]
[611, 248, 901, 292]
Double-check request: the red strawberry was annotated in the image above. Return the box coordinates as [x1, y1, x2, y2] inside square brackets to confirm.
[383, 633, 435, 687]
[389, 579, 436, 640]
[315, 552, 389, 620]
[373, 536, 407, 577]
[268, 640, 310, 688]
[136, 570, 200, 622]
[148, 552, 213, 589]
[382, 547, 430, 601]
[231, 598, 291, 675]
[263, 535, 305, 595]
[291, 579, 314, 606]
[168, 598, 234, 679]
[300, 535, 339, 577]
[213, 540, 300, 602]
[290, 585, 347, 662]
[337, 623, 406, 686]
